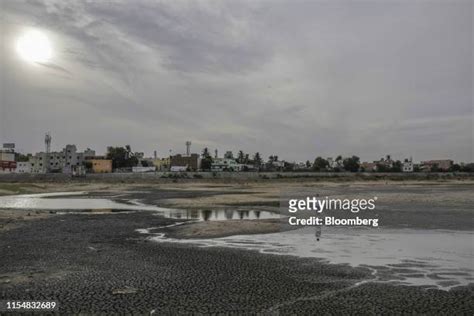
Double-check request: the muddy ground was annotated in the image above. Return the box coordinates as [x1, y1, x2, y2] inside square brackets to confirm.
[0, 180, 473, 314]
[1, 211, 473, 314]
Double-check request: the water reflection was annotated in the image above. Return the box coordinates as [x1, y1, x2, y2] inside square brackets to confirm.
[0, 192, 280, 222]
[166, 209, 278, 221]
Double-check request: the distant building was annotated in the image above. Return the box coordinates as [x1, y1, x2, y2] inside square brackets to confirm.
[0, 145, 16, 173]
[376, 155, 394, 169]
[28, 144, 87, 174]
[224, 151, 234, 159]
[132, 166, 156, 173]
[264, 160, 285, 171]
[293, 162, 308, 170]
[211, 158, 242, 172]
[71, 165, 86, 177]
[90, 159, 112, 173]
[361, 162, 377, 172]
[83, 148, 96, 160]
[402, 158, 414, 173]
[170, 154, 201, 171]
[421, 160, 453, 172]
[0, 150, 15, 162]
[15, 162, 32, 173]
[170, 166, 188, 172]
[29, 152, 47, 173]
[0, 161, 16, 173]
[152, 157, 170, 171]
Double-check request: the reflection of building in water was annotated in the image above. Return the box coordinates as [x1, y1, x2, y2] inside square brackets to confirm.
[189, 210, 200, 219]
[169, 210, 183, 219]
[238, 211, 250, 220]
[202, 210, 212, 221]
[225, 210, 234, 220]
[165, 209, 279, 221]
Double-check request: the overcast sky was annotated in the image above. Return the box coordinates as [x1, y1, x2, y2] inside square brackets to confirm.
[1, 0, 472, 162]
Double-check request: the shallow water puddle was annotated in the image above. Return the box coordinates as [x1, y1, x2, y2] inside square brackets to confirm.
[0, 192, 165, 211]
[147, 226, 474, 290]
[0, 192, 279, 221]
[2, 192, 472, 289]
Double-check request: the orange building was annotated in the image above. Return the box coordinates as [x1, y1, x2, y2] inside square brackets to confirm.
[90, 159, 112, 173]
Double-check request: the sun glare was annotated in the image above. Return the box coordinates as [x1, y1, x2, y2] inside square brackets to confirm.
[16, 30, 53, 63]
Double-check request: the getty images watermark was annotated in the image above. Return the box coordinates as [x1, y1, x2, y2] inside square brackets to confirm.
[281, 191, 380, 228]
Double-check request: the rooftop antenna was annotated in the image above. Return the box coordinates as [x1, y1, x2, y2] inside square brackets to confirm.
[45, 132, 52, 173]
[185, 141, 191, 156]
[45, 132, 51, 154]
[215, 149, 218, 159]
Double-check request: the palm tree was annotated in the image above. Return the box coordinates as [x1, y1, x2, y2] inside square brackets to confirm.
[253, 152, 262, 170]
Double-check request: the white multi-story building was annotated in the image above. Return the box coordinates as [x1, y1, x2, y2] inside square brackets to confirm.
[403, 158, 414, 173]
[29, 145, 87, 174]
[211, 158, 243, 172]
[15, 162, 32, 173]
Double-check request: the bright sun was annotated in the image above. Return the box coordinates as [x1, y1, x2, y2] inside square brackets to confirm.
[16, 30, 53, 63]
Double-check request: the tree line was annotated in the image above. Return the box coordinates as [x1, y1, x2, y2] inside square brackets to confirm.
[102, 145, 474, 172]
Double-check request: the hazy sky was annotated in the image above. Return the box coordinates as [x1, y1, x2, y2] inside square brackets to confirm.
[1, 0, 472, 162]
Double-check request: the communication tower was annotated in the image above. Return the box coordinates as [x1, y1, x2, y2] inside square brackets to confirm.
[185, 141, 191, 156]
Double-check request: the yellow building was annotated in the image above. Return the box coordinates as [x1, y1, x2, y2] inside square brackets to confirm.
[152, 157, 170, 171]
[90, 159, 112, 173]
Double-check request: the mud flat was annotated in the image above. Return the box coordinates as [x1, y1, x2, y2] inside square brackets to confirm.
[0, 211, 473, 314]
[0, 181, 473, 313]
[158, 218, 286, 239]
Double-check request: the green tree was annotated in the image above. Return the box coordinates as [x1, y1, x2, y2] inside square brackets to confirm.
[450, 164, 461, 172]
[268, 155, 279, 162]
[82, 160, 93, 172]
[284, 161, 294, 171]
[201, 147, 213, 171]
[15, 153, 30, 162]
[391, 160, 402, 172]
[141, 160, 152, 167]
[333, 155, 343, 171]
[253, 152, 262, 170]
[430, 163, 441, 172]
[376, 163, 390, 172]
[343, 156, 360, 172]
[461, 163, 474, 172]
[313, 157, 329, 171]
[106, 146, 138, 170]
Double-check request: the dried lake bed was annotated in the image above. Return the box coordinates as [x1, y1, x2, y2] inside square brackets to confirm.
[0, 180, 473, 314]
